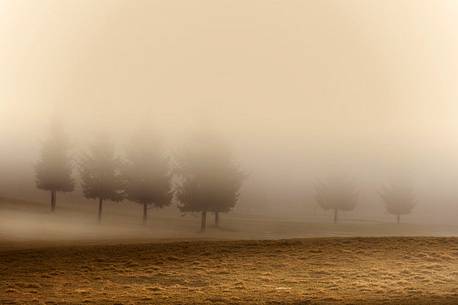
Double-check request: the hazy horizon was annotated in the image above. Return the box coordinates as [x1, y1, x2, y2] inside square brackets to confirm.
[2, 0, 458, 224]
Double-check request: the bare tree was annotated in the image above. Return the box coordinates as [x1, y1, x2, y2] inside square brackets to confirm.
[35, 121, 74, 212]
[123, 131, 172, 225]
[315, 177, 357, 223]
[79, 136, 124, 223]
[175, 132, 244, 232]
[379, 184, 415, 224]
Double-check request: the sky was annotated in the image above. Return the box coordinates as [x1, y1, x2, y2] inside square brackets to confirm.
[1, 0, 458, 222]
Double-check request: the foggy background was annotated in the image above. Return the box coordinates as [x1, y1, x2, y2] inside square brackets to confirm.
[2, 0, 458, 225]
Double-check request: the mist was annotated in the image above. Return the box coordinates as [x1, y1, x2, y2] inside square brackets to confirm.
[4, 2, 458, 305]
[2, 0, 458, 227]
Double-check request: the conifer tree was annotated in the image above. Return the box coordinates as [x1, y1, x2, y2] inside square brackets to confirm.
[79, 136, 124, 223]
[175, 132, 244, 232]
[123, 131, 172, 225]
[35, 121, 74, 212]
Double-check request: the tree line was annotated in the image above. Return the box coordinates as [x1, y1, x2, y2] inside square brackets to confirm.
[314, 177, 416, 224]
[35, 123, 416, 230]
[35, 124, 244, 232]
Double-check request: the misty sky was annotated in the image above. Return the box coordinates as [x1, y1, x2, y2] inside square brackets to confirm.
[1, 0, 458, 222]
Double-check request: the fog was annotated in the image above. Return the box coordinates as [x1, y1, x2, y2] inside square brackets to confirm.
[2, 0, 458, 229]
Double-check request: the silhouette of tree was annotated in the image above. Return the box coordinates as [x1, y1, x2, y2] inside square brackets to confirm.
[35, 121, 74, 212]
[123, 131, 172, 225]
[315, 177, 357, 223]
[79, 136, 124, 223]
[175, 132, 244, 232]
[379, 184, 415, 224]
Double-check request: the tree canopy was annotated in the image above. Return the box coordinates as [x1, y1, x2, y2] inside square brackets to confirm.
[79, 137, 124, 202]
[123, 131, 172, 209]
[315, 177, 357, 223]
[380, 184, 416, 217]
[35, 122, 74, 193]
[175, 132, 244, 214]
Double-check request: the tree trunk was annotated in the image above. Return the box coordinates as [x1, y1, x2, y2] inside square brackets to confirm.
[333, 209, 338, 224]
[215, 211, 220, 227]
[50, 190, 56, 212]
[397, 214, 400, 224]
[143, 203, 148, 225]
[201, 211, 207, 232]
[98, 198, 103, 224]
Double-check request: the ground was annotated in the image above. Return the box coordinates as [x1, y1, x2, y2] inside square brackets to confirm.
[2, 198, 458, 304]
[1, 237, 458, 305]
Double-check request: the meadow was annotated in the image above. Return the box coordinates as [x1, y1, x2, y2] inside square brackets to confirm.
[1, 237, 458, 305]
[1, 198, 458, 304]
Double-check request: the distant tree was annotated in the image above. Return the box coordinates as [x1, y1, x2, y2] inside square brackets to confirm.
[175, 132, 244, 232]
[123, 132, 172, 225]
[379, 184, 416, 224]
[315, 177, 357, 223]
[35, 121, 74, 212]
[79, 137, 124, 223]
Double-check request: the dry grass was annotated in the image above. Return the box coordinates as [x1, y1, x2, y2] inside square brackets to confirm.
[1, 237, 458, 304]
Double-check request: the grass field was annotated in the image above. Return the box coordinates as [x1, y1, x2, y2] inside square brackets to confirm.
[2, 198, 458, 304]
[2, 196, 458, 250]
[1, 237, 458, 305]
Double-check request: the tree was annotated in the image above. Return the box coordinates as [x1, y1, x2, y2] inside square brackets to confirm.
[35, 121, 74, 212]
[123, 132, 172, 225]
[379, 184, 415, 224]
[315, 177, 357, 223]
[175, 132, 244, 232]
[79, 137, 124, 223]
